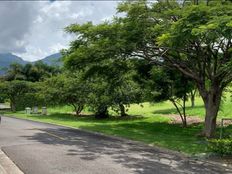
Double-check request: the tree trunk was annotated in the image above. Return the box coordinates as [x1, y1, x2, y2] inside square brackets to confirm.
[95, 106, 108, 119]
[198, 85, 223, 138]
[10, 101, 16, 112]
[194, 0, 199, 5]
[204, 106, 218, 138]
[75, 105, 84, 116]
[191, 95, 195, 108]
[203, 93, 222, 138]
[119, 104, 128, 117]
[170, 99, 187, 127]
[183, 94, 187, 127]
[190, 90, 196, 108]
[71, 103, 84, 116]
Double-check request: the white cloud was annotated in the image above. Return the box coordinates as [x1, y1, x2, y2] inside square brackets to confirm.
[0, 1, 119, 61]
[34, 16, 43, 24]
[49, 43, 67, 54]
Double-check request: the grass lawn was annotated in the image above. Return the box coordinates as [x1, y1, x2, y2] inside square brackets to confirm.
[4, 95, 232, 155]
[128, 94, 232, 119]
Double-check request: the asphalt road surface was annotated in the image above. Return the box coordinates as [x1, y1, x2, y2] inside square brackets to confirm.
[0, 116, 231, 174]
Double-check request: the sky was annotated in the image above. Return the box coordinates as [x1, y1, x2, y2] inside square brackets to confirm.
[0, 1, 119, 61]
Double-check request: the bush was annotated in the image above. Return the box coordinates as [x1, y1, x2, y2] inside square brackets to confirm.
[208, 139, 232, 156]
[15, 93, 44, 111]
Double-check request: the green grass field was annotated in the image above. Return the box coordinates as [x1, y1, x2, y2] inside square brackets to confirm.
[4, 94, 232, 155]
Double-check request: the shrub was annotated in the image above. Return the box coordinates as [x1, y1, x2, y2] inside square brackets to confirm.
[208, 139, 232, 156]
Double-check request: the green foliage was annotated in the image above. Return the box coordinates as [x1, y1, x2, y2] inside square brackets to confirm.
[208, 139, 232, 156]
[63, 0, 232, 136]
[0, 80, 35, 111]
[0, 62, 61, 111]
[15, 82, 44, 110]
[5, 61, 60, 82]
[40, 72, 90, 115]
[158, 4, 232, 49]
[149, 67, 195, 101]
[0, 93, 7, 103]
[85, 63, 142, 117]
[64, 21, 144, 117]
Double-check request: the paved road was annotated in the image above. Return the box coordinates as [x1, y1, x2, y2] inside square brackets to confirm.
[0, 116, 231, 174]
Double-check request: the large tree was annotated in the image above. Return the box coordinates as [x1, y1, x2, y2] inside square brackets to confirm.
[116, 0, 232, 137]
[63, 22, 143, 118]
[64, 0, 232, 137]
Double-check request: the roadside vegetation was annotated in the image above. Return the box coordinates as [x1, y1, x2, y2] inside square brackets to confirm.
[5, 101, 205, 155]
[5, 96, 232, 155]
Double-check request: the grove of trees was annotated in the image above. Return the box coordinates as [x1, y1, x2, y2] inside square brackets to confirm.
[0, 0, 231, 138]
[63, 0, 232, 137]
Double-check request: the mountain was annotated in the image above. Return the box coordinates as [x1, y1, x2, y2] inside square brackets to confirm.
[0, 52, 62, 75]
[38, 53, 62, 66]
[0, 53, 29, 74]
[0, 53, 28, 66]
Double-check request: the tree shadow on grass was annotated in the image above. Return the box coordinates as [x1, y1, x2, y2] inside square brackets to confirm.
[25, 112, 145, 123]
[19, 121, 232, 174]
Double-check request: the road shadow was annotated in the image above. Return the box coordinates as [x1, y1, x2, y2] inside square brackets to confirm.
[20, 122, 232, 174]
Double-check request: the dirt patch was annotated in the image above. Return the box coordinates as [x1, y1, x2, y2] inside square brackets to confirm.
[162, 114, 203, 125]
[219, 119, 232, 127]
[163, 114, 232, 127]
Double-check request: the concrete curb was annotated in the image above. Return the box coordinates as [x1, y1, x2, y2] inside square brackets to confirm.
[0, 149, 24, 174]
